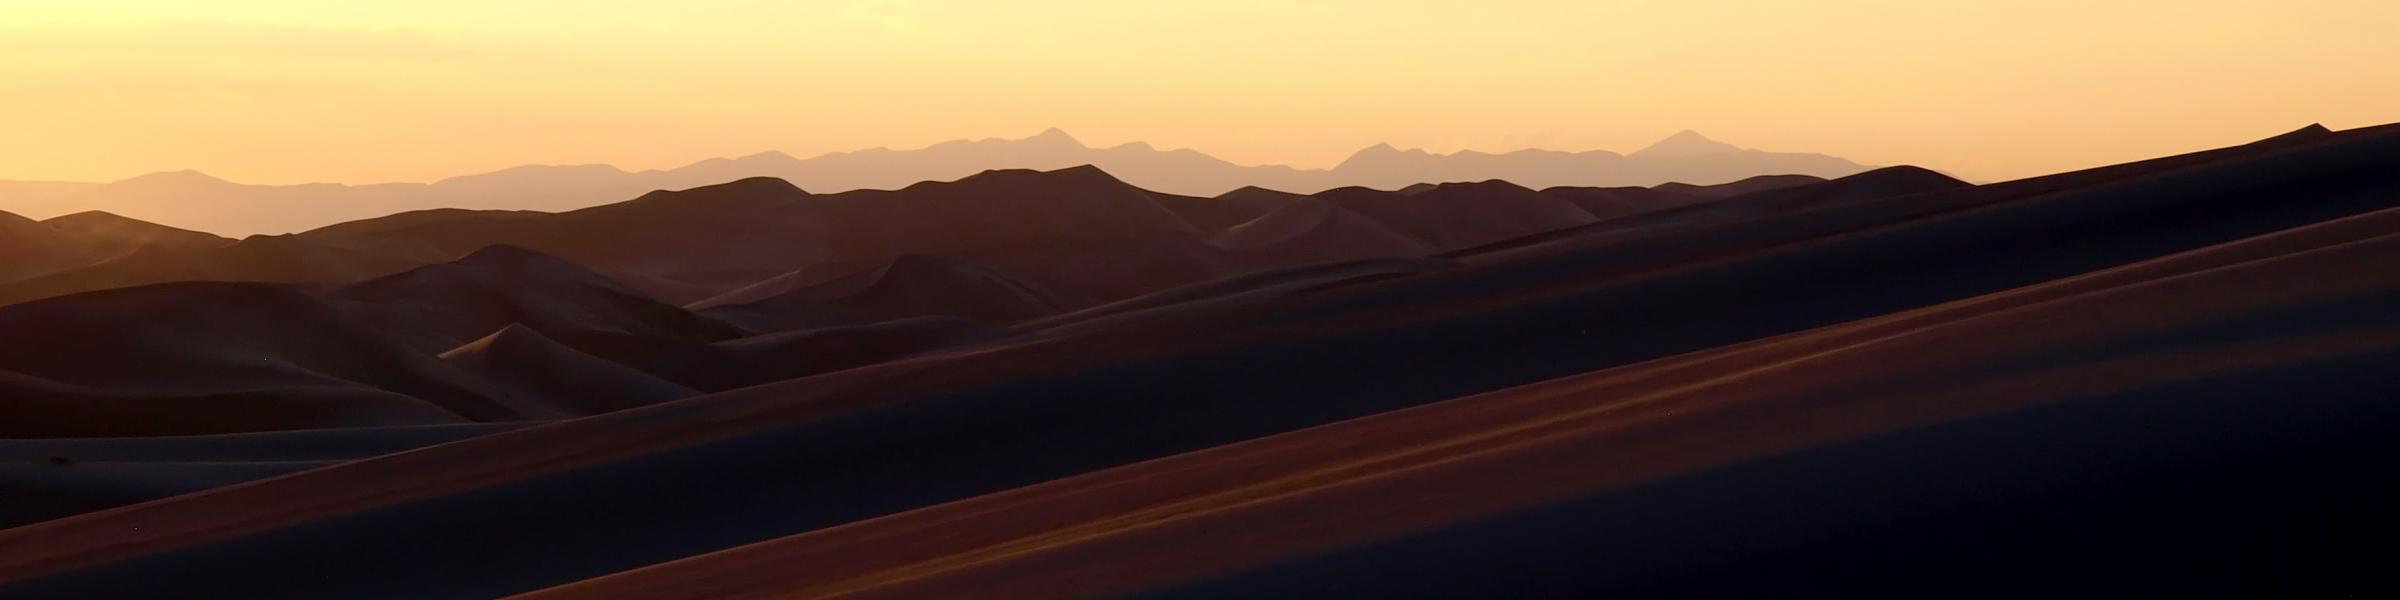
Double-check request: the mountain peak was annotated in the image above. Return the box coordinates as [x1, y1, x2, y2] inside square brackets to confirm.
[1332, 142, 1429, 172]
[1632, 130, 1744, 158]
[736, 150, 800, 163]
[1027, 127, 1084, 146]
[116, 170, 234, 186]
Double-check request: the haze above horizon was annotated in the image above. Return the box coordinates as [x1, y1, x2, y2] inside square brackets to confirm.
[4, 0, 2394, 186]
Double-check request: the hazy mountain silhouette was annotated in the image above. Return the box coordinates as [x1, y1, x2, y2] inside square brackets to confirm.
[1631, 129, 1745, 157]
[0, 129, 1870, 235]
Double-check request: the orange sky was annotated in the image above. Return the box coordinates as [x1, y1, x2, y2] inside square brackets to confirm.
[2, 0, 2394, 185]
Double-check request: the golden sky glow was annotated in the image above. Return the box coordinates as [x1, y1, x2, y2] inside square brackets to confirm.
[2, 0, 2395, 184]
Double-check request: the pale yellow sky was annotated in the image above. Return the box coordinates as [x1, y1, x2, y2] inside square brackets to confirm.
[1, 0, 2393, 185]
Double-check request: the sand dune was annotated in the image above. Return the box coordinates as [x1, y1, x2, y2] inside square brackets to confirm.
[5, 424, 519, 528]
[963, 237, 1243, 307]
[698, 255, 1072, 331]
[0, 423, 526, 463]
[0, 123, 2394, 598]
[1652, 173, 1827, 197]
[683, 261, 870, 311]
[40, 211, 233, 255]
[0, 211, 94, 283]
[1016, 257, 1457, 335]
[0, 460, 336, 531]
[300, 177, 825, 294]
[1317, 180, 1600, 248]
[0, 209, 237, 285]
[1210, 198, 1435, 267]
[440, 325, 700, 415]
[0, 282, 535, 437]
[0, 234, 425, 307]
[510, 316, 1004, 393]
[536, 202, 2400, 599]
[1152, 186, 1303, 232]
[1533, 184, 1708, 219]
[810, 166, 1198, 255]
[326, 245, 743, 352]
[295, 168, 1205, 303]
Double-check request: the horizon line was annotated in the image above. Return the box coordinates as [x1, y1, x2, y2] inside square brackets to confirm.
[4, 127, 1783, 188]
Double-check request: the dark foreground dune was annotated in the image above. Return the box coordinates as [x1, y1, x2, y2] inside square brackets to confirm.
[0, 123, 2396, 598]
[528, 204, 2400, 598]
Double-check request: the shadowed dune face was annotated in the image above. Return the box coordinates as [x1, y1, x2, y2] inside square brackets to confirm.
[0, 283, 530, 437]
[0, 211, 92, 283]
[1211, 198, 1435, 266]
[682, 261, 870, 311]
[541, 316, 1006, 393]
[324, 245, 744, 352]
[1652, 173, 1826, 198]
[0, 123, 2396, 598]
[1317, 180, 1600, 248]
[1535, 185, 1709, 219]
[0, 210, 236, 285]
[696, 254, 1070, 332]
[0, 234, 425, 307]
[1013, 257, 1461, 336]
[40, 212, 233, 255]
[1153, 187, 1302, 233]
[439, 325, 699, 415]
[0, 422, 521, 529]
[964, 237, 1243, 307]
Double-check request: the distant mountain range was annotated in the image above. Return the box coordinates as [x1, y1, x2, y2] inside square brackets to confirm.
[0, 129, 1872, 235]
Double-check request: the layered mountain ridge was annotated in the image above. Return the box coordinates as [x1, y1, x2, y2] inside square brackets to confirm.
[0, 129, 1869, 235]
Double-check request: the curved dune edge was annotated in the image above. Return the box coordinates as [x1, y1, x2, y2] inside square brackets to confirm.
[515, 205, 2400, 598]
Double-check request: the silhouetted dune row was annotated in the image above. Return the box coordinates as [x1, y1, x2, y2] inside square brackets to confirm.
[0, 123, 2395, 597]
[0, 128, 1872, 236]
[0, 158, 1835, 311]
